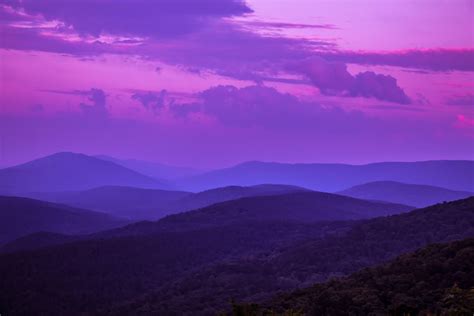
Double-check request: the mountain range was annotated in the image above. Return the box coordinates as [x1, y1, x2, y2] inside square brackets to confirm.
[2, 153, 473, 195]
[0, 196, 128, 245]
[25, 184, 308, 220]
[0, 197, 472, 315]
[178, 160, 474, 192]
[1, 189, 411, 252]
[339, 180, 473, 207]
[0, 152, 473, 315]
[95, 155, 202, 180]
[0, 152, 170, 194]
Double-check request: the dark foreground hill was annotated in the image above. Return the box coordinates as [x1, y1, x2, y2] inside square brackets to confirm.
[262, 238, 474, 315]
[26, 184, 306, 220]
[0, 198, 472, 315]
[0, 196, 128, 245]
[179, 160, 474, 192]
[0, 221, 348, 316]
[0, 152, 169, 194]
[339, 180, 473, 207]
[106, 197, 474, 315]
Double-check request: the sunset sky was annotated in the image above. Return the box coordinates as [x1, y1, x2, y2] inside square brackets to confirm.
[0, 0, 473, 168]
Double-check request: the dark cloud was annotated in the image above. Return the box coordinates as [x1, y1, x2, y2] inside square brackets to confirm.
[2, 0, 252, 38]
[0, 25, 112, 56]
[131, 90, 167, 114]
[2, 1, 469, 107]
[292, 58, 411, 104]
[1, 2, 471, 79]
[321, 49, 474, 72]
[370, 105, 424, 112]
[170, 103, 201, 118]
[44, 88, 108, 118]
[351, 71, 410, 104]
[170, 84, 369, 129]
[241, 20, 336, 30]
[141, 21, 331, 80]
[29, 104, 44, 113]
[1, 18, 409, 105]
[445, 94, 474, 106]
[78, 88, 108, 118]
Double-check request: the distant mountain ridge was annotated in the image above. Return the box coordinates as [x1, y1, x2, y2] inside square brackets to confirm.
[3, 154, 473, 194]
[2, 189, 412, 252]
[178, 160, 474, 192]
[25, 184, 308, 220]
[95, 155, 202, 180]
[339, 180, 473, 207]
[0, 152, 170, 194]
[0, 196, 129, 245]
[91, 190, 412, 239]
[27, 186, 192, 220]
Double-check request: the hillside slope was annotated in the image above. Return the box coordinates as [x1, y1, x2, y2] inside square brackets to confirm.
[264, 238, 474, 315]
[0, 196, 129, 245]
[108, 197, 474, 314]
[0, 198, 471, 315]
[0, 152, 169, 194]
[28, 186, 192, 220]
[339, 180, 473, 207]
[154, 191, 412, 232]
[26, 184, 306, 220]
[4, 189, 406, 251]
[95, 155, 201, 179]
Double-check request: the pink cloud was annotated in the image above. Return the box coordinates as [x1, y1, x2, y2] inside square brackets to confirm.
[456, 114, 474, 128]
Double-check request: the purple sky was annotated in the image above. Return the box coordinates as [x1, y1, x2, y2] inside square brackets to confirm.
[0, 0, 473, 168]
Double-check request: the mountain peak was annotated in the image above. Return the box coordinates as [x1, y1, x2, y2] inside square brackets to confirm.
[0, 152, 170, 193]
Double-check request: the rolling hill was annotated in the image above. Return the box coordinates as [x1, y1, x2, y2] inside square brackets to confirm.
[263, 238, 474, 315]
[27, 186, 192, 220]
[339, 180, 473, 207]
[163, 184, 308, 216]
[25, 184, 307, 220]
[1, 189, 410, 252]
[154, 191, 412, 232]
[0, 196, 129, 245]
[0, 198, 472, 315]
[0, 152, 170, 194]
[108, 197, 474, 314]
[178, 160, 474, 192]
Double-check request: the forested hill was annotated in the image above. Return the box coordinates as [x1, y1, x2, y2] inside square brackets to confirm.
[261, 238, 474, 315]
[0, 198, 472, 315]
